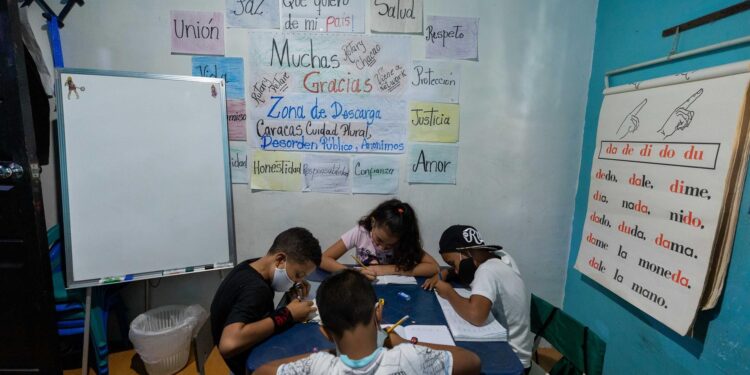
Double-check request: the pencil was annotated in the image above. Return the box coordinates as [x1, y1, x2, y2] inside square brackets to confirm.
[351, 254, 369, 269]
[385, 315, 410, 334]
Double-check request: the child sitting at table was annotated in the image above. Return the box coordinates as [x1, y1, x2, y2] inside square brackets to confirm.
[210, 227, 321, 375]
[427, 225, 533, 373]
[254, 269, 481, 375]
[320, 199, 439, 280]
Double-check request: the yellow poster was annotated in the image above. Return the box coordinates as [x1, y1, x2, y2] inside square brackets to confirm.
[408, 102, 460, 142]
[250, 151, 302, 191]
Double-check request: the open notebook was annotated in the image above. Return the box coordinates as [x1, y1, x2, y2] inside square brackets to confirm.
[381, 324, 455, 346]
[436, 288, 507, 342]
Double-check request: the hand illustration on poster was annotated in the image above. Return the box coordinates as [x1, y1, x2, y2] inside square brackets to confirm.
[615, 99, 647, 140]
[657, 89, 703, 139]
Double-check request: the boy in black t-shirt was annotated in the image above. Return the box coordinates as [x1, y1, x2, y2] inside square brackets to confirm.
[210, 227, 321, 374]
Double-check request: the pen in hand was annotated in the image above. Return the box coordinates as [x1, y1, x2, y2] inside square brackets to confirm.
[385, 315, 410, 334]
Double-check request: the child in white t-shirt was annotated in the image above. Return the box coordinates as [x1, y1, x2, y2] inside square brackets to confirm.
[254, 269, 481, 375]
[428, 225, 533, 372]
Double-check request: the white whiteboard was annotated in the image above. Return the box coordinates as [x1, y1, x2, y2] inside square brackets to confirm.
[56, 69, 236, 288]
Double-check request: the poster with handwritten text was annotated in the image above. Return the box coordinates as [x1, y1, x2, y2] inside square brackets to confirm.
[192, 57, 246, 140]
[406, 60, 460, 103]
[408, 102, 459, 142]
[247, 31, 410, 153]
[229, 141, 249, 184]
[302, 154, 351, 193]
[226, 100, 247, 141]
[226, 0, 280, 29]
[370, 0, 423, 34]
[250, 150, 302, 191]
[192, 57, 244, 99]
[408, 143, 458, 184]
[352, 155, 400, 194]
[575, 70, 750, 335]
[170, 10, 225, 55]
[425, 16, 478, 61]
[281, 0, 365, 33]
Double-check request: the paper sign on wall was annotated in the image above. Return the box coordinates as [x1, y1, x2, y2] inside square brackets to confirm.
[247, 32, 411, 153]
[425, 16, 478, 61]
[302, 154, 351, 193]
[574, 66, 750, 335]
[226, 0, 280, 29]
[250, 150, 302, 191]
[408, 102, 460, 142]
[281, 0, 365, 33]
[192, 57, 244, 99]
[406, 60, 460, 103]
[227, 100, 247, 141]
[170, 10, 225, 55]
[352, 155, 400, 194]
[408, 143, 458, 184]
[229, 141, 249, 184]
[370, 0, 423, 34]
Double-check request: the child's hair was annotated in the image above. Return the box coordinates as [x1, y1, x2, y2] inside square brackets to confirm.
[268, 227, 322, 267]
[358, 199, 423, 271]
[316, 269, 377, 337]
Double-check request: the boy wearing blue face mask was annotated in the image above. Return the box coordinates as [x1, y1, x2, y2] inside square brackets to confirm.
[423, 225, 532, 373]
[210, 227, 321, 375]
[255, 269, 481, 375]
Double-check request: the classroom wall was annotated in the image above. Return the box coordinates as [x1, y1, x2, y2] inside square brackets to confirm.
[564, 1, 750, 374]
[26, 0, 596, 317]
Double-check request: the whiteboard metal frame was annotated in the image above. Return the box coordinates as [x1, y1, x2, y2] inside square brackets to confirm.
[54, 68, 237, 289]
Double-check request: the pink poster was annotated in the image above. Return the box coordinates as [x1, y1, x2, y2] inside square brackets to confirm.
[227, 99, 247, 141]
[170, 10, 225, 55]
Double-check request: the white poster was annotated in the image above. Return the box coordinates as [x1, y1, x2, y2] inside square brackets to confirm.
[424, 16, 478, 61]
[302, 154, 351, 193]
[225, 0, 280, 29]
[247, 32, 411, 154]
[406, 60, 460, 103]
[229, 141, 249, 184]
[575, 67, 750, 335]
[281, 0, 365, 33]
[370, 0, 423, 34]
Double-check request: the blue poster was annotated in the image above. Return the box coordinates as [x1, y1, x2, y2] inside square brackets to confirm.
[192, 56, 245, 100]
[352, 155, 400, 194]
[407, 143, 458, 184]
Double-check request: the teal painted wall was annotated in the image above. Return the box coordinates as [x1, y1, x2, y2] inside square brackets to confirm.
[564, 1, 750, 374]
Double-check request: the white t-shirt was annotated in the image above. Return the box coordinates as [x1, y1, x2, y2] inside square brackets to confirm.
[470, 256, 533, 368]
[276, 345, 453, 375]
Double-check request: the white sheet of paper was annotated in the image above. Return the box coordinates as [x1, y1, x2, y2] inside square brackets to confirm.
[375, 275, 417, 284]
[380, 324, 456, 346]
[436, 289, 507, 342]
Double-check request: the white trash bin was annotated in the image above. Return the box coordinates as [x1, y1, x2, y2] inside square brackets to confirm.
[129, 305, 208, 375]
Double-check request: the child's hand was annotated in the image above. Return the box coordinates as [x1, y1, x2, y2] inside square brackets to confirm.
[358, 267, 378, 281]
[422, 274, 440, 290]
[287, 299, 316, 322]
[432, 280, 451, 297]
[384, 330, 407, 348]
[291, 281, 310, 299]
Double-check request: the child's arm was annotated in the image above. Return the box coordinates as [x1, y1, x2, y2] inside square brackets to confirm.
[219, 300, 316, 358]
[320, 239, 350, 272]
[386, 332, 481, 375]
[370, 251, 440, 277]
[433, 281, 493, 326]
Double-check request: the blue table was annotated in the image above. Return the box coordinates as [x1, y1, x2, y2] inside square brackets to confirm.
[247, 269, 524, 375]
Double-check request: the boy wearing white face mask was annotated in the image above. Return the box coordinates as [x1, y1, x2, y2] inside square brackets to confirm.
[255, 269, 481, 375]
[211, 227, 321, 375]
